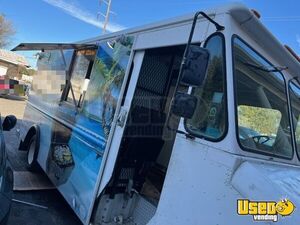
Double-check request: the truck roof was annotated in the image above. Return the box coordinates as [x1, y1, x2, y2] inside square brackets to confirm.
[81, 2, 300, 79]
[13, 3, 300, 78]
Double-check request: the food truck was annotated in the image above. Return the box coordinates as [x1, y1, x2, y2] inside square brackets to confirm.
[13, 3, 300, 225]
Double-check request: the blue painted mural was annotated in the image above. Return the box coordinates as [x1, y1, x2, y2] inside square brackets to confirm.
[40, 36, 135, 222]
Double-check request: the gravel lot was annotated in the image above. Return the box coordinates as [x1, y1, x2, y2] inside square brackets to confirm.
[0, 96, 82, 225]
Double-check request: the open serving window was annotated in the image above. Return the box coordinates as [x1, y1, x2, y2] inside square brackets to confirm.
[12, 42, 98, 111]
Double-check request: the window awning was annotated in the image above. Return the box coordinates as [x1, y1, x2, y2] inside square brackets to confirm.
[11, 43, 97, 51]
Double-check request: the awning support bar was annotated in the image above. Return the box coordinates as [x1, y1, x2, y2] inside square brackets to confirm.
[59, 48, 79, 113]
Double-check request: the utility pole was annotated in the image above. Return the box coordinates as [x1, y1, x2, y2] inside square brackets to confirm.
[98, 0, 112, 33]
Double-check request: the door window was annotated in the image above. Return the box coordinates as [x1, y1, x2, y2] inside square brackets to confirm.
[185, 34, 227, 140]
[81, 36, 134, 138]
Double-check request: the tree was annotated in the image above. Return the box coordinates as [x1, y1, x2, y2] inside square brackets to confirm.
[0, 14, 15, 48]
[238, 105, 281, 135]
[19, 67, 36, 76]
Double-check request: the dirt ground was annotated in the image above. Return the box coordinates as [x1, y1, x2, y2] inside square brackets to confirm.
[0, 95, 82, 225]
[0, 96, 26, 119]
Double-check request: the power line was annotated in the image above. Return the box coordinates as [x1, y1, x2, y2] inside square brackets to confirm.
[264, 16, 300, 22]
[98, 0, 113, 33]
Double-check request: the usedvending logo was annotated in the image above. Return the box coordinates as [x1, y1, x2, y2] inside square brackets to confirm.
[237, 199, 295, 222]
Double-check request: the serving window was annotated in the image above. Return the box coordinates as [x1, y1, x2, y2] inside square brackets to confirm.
[66, 49, 96, 105]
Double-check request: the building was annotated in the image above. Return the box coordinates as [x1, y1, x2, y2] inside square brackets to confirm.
[0, 49, 29, 79]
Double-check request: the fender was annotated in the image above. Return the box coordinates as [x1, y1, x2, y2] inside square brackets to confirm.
[18, 124, 40, 152]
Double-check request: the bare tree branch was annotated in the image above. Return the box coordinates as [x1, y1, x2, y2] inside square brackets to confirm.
[0, 14, 15, 48]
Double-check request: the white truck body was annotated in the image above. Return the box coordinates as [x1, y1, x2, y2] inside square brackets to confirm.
[14, 3, 300, 225]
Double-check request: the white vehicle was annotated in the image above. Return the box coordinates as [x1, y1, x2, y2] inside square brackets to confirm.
[13, 3, 300, 225]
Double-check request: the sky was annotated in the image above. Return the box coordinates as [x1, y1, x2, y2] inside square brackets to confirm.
[0, 0, 300, 67]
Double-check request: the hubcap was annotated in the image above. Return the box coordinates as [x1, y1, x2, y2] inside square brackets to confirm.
[28, 139, 36, 165]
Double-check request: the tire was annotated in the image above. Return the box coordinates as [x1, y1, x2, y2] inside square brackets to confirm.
[27, 135, 40, 171]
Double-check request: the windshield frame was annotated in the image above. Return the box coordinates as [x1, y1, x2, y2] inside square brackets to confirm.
[232, 34, 294, 160]
[184, 32, 228, 142]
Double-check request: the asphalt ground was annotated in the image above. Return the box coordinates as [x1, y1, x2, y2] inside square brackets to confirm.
[0, 95, 82, 225]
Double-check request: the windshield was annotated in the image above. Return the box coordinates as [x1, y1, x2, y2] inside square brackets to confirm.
[233, 37, 293, 158]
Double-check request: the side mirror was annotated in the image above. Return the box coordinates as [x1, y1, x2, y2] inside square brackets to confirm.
[2, 115, 17, 131]
[181, 45, 210, 87]
[171, 92, 197, 119]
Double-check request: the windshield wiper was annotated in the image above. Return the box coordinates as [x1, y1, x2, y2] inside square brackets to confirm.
[243, 62, 288, 72]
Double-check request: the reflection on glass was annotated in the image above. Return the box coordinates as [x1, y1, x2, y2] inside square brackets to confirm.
[82, 36, 134, 138]
[238, 105, 281, 148]
[185, 34, 226, 139]
[33, 50, 73, 101]
[69, 49, 96, 101]
[37, 50, 73, 71]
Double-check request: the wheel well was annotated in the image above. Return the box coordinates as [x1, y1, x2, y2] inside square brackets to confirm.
[19, 125, 40, 151]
